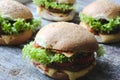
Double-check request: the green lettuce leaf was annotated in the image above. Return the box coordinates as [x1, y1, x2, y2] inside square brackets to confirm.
[22, 42, 103, 64]
[33, 0, 74, 11]
[96, 46, 105, 57]
[22, 42, 73, 64]
[79, 13, 120, 33]
[0, 15, 40, 35]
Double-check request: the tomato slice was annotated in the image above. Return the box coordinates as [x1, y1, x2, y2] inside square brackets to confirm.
[34, 42, 40, 48]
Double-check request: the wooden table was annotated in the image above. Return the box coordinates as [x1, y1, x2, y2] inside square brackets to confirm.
[0, 0, 120, 80]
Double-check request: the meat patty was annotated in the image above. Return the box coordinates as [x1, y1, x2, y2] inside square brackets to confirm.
[47, 54, 95, 72]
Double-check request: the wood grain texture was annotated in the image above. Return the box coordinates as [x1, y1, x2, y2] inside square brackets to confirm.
[0, 0, 120, 80]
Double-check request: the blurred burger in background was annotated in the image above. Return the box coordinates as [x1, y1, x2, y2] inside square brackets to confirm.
[79, 0, 120, 43]
[0, 0, 40, 45]
[33, 0, 76, 21]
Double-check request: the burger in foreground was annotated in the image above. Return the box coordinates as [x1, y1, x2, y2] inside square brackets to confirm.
[22, 22, 104, 80]
[0, 0, 40, 45]
[33, 0, 76, 21]
[79, 0, 120, 43]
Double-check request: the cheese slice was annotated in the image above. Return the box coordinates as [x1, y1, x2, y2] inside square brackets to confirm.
[62, 52, 74, 57]
[64, 62, 95, 80]
[34, 62, 96, 80]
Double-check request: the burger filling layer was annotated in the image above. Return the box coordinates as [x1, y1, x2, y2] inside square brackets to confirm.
[79, 13, 120, 35]
[22, 42, 95, 72]
[0, 15, 40, 35]
[33, 61, 95, 80]
[33, 0, 74, 13]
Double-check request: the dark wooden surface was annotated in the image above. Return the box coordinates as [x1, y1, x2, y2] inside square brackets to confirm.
[0, 0, 120, 80]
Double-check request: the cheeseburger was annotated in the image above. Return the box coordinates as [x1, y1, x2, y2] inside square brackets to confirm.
[0, 0, 40, 45]
[33, 0, 76, 21]
[79, 0, 120, 43]
[22, 22, 104, 80]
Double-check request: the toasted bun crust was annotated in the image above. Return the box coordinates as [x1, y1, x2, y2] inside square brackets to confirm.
[0, 0, 33, 20]
[80, 22, 120, 43]
[57, 0, 75, 4]
[37, 7, 75, 21]
[99, 32, 120, 43]
[82, 0, 120, 19]
[35, 22, 98, 53]
[0, 30, 32, 45]
[33, 61, 96, 80]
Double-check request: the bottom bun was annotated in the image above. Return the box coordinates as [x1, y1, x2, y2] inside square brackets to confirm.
[99, 32, 120, 43]
[80, 22, 120, 43]
[0, 30, 32, 45]
[37, 7, 75, 21]
[33, 61, 96, 80]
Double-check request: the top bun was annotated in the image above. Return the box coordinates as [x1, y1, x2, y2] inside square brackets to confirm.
[0, 0, 33, 20]
[57, 0, 75, 4]
[82, 0, 120, 19]
[35, 22, 98, 53]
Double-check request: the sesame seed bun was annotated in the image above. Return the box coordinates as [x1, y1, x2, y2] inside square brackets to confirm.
[0, 0, 33, 20]
[82, 0, 120, 19]
[35, 22, 98, 53]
